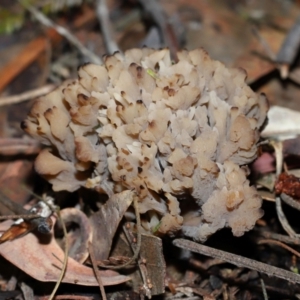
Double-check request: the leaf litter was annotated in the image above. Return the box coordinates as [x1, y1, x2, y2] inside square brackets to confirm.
[3, 0, 300, 299]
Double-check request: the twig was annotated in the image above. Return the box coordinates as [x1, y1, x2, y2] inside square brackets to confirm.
[98, 195, 142, 269]
[20, 1, 102, 64]
[96, 0, 119, 54]
[173, 238, 300, 284]
[0, 84, 55, 107]
[258, 239, 300, 258]
[281, 193, 300, 211]
[88, 242, 107, 300]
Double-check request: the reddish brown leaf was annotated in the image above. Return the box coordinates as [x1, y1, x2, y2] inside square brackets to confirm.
[0, 218, 130, 286]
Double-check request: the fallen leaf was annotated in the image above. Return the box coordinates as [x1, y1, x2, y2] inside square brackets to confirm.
[89, 190, 134, 261]
[0, 218, 130, 286]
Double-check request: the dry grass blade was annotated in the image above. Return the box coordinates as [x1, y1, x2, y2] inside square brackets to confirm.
[173, 239, 300, 284]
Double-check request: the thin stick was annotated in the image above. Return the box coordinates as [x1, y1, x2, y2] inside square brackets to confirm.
[88, 241, 107, 300]
[98, 195, 141, 269]
[0, 84, 55, 107]
[258, 239, 300, 258]
[173, 238, 300, 284]
[96, 0, 119, 54]
[20, 1, 102, 64]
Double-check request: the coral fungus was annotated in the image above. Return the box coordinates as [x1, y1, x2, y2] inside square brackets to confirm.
[22, 48, 268, 241]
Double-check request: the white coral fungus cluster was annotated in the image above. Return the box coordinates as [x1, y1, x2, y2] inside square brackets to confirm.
[22, 48, 268, 241]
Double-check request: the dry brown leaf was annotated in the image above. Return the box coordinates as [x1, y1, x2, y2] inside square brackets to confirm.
[0, 218, 130, 286]
[89, 190, 134, 261]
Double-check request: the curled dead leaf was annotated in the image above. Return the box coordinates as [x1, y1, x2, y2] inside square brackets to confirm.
[89, 190, 134, 261]
[56, 208, 92, 263]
